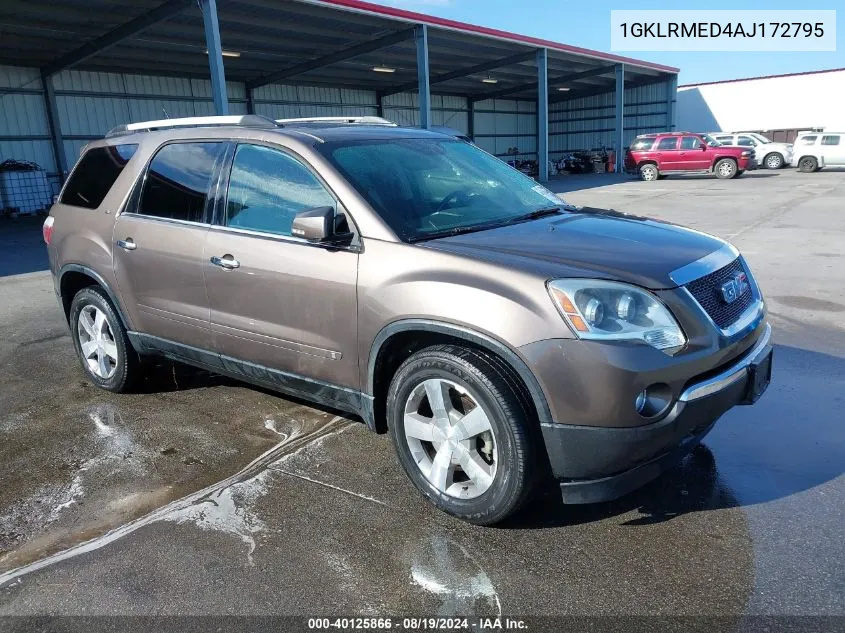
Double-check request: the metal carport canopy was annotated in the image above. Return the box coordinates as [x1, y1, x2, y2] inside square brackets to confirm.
[0, 0, 678, 181]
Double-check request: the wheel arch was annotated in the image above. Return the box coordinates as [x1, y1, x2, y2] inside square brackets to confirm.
[366, 319, 553, 435]
[59, 264, 131, 331]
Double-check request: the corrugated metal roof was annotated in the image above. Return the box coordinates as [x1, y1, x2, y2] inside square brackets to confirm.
[0, 0, 675, 100]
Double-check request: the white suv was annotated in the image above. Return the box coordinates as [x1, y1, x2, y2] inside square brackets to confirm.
[710, 132, 793, 170]
[791, 132, 845, 172]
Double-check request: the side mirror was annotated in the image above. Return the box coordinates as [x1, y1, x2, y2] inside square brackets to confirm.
[701, 144, 708, 150]
[291, 206, 353, 244]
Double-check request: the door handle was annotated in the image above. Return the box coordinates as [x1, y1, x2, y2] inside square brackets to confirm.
[116, 238, 136, 251]
[210, 254, 240, 270]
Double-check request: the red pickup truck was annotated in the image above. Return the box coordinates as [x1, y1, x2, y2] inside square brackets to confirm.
[625, 132, 755, 181]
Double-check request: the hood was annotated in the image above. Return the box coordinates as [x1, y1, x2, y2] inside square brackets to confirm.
[422, 209, 726, 289]
[760, 141, 793, 151]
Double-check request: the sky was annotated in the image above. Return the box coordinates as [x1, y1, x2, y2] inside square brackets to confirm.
[368, 0, 843, 84]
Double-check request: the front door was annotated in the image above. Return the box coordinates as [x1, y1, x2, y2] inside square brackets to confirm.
[112, 141, 227, 352]
[679, 135, 711, 170]
[203, 142, 360, 392]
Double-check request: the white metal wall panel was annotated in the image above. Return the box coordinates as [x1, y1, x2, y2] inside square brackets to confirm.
[0, 65, 41, 89]
[254, 83, 378, 120]
[472, 98, 537, 158]
[677, 70, 845, 132]
[0, 66, 53, 171]
[0, 140, 55, 172]
[0, 93, 47, 136]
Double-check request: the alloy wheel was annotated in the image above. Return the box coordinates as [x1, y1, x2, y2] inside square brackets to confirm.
[718, 161, 735, 177]
[403, 378, 497, 499]
[77, 305, 119, 379]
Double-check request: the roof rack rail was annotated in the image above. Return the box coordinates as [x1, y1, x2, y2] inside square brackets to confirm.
[105, 114, 279, 138]
[275, 116, 397, 127]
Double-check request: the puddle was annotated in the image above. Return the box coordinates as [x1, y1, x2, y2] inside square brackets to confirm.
[408, 535, 501, 617]
[0, 415, 351, 586]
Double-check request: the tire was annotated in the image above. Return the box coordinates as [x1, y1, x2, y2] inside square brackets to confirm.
[69, 286, 140, 392]
[386, 344, 536, 525]
[798, 156, 818, 173]
[714, 158, 737, 179]
[764, 152, 784, 170]
[639, 163, 659, 181]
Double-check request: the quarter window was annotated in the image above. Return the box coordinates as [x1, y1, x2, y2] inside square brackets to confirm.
[656, 137, 679, 150]
[629, 138, 655, 151]
[821, 135, 840, 146]
[138, 142, 225, 223]
[225, 144, 335, 237]
[680, 136, 702, 150]
[61, 144, 138, 209]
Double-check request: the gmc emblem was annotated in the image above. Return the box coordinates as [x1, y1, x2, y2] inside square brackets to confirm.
[720, 271, 749, 305]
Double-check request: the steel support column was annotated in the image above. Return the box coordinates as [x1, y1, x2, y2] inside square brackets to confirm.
[377, 93, 384, 118]
[467, 99, 475, 141]
[245, 87, 255, 114]
[41, 74, 67, 178]
[415, 24, 431, 129]
[200, 0, 229, 115]
[537, 48, 549, 182]
[666, 74, 677, 131]
[614, 64, 625, 173]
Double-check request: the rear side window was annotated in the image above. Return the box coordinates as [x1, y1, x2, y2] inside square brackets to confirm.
[629, 138, 654, 151]
[656, 137, 679, 150]
[61, 144, 138, 209]
[225, 144, 335, 237]
[138, 142, 225, 223]
[821, 135, 840, 146]
[797, 135, 818, 144]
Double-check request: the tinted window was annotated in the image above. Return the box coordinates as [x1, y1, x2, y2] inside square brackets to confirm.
[714, 136, 733, 144]
[629, 138, 654, 151]
[798, 135, 818, 144]
[61, 144, 138, 209]
[225, 144, 335, 237]
[737, 137, 756, 147]
[138, 142, 225, 222]
[680, 136, 702, 150]
[656, 137, 678, 150]
[821, 135, 840, 146]
[319, 138, 569, 242]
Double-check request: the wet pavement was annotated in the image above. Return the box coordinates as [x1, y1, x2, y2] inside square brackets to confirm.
[0, 170, 843, 624]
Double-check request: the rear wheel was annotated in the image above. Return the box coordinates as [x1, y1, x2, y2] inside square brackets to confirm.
[386, 345, 536, 525]
[69, 286, 140, 392]
[798, 156, 819, 173]
[714, 158, 737, 179]
[764, 152, 784, 169]
[639, 163, 659, 181]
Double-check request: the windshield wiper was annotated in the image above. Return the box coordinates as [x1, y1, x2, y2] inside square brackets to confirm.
[509, 206, 564, 223]
[408, 223, 505, 243]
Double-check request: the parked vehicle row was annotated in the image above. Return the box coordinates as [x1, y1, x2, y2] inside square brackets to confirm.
[709, 132, 793, 170]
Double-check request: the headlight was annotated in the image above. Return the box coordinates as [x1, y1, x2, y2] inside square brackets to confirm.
[547, 279, 686, 352]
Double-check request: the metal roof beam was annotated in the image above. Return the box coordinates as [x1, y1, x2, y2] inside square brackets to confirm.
[40, 0, 193, 77]
[246, 27, 416, 90]
[378, 49, 536, 97]
[549, 74, 669, 104]
[470, 63, 617, 102]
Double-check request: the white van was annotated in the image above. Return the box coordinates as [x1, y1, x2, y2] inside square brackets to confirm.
[791, 132, 845, 172]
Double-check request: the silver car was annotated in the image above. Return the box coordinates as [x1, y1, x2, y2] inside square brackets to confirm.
[710, 132, 793, 170]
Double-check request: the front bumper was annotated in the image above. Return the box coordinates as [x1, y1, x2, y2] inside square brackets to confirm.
[535, 323, 772, 504]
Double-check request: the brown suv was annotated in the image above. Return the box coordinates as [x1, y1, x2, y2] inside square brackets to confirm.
[44, 115, 773, 525]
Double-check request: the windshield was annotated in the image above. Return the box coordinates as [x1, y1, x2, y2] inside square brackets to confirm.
[748, 133, 772, 144]
[318, 138, 568, 242]
[702, 134, 722, 146]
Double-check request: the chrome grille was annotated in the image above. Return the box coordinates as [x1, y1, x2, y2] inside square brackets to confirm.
[685, 258, 754, 329]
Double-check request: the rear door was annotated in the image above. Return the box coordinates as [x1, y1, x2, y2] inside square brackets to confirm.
[203, 141, 360, 391]
[820, 135, 845, 165]
[654, 136, 680, 170]
[112, 140, 227, 352]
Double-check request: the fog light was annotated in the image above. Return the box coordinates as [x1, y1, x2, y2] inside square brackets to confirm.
[634, 383, 673, 418]
[635, 389, 647, 413]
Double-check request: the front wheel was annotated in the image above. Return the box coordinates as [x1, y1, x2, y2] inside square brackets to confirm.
[798, 156, 819, 173]
[764, 152, 784, 169]
[714, 158, 738, 179]
[386, 345, 536, 525]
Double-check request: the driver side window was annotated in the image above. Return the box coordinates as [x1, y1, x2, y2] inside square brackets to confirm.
[225, 144, 335, 237]
[737, 137, 756, 147]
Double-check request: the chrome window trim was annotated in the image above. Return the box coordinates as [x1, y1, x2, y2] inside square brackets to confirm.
[119, 213, 210, 229]
[206, 223, 361, 253]
[679, 323, 771, 402]
[669, 242, 740, 287]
